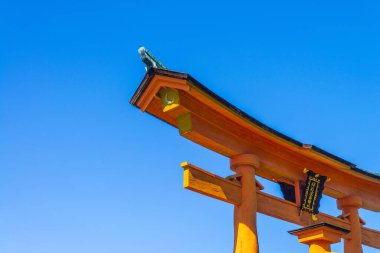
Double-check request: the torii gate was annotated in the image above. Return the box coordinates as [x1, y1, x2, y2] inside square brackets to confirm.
[130, 50, 380, 253]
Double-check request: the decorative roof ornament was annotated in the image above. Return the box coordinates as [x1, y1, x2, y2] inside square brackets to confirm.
[138, 46, 168, 71]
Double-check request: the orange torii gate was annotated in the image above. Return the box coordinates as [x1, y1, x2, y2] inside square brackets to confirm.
[130, 52, 380, 253]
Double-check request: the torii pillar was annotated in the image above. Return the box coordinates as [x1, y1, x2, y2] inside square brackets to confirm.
[337, 195, 363, 253]
[230, 154, 260, 253]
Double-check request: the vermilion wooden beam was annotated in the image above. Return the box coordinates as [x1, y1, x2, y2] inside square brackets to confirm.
[181, 162, 380, 249]
[131, 71, 380, 212]
[131, 69, 380, 251]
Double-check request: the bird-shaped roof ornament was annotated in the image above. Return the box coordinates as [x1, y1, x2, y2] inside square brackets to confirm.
[138, 46, 168, 71]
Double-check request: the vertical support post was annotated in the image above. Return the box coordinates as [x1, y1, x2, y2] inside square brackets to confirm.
[294, 180, 302, 206]
[230, 154, 260, 253]
[308, 241, 331, 253]
[337, 195, 363, 253]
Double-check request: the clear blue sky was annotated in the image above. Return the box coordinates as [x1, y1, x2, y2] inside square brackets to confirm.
[1, 1, 379, 252]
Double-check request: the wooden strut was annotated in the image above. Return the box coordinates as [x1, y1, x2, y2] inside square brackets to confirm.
[181, 162, 380, 249]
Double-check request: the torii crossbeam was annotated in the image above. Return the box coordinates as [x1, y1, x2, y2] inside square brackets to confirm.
[130, 65, 380, 253]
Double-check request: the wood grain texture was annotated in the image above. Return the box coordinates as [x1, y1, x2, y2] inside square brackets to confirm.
[181, 163, 380, 249]
[136, 73, 380, 211]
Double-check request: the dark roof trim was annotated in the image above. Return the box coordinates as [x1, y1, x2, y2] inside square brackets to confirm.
[288, 222, 350, 235]
[130, 68, 380, 181]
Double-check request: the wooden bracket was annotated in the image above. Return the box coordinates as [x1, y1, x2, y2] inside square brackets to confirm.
[159, 87, 180, 112]
[226, 173, 264, 190]
[337, 213, 366, 226]
[337, 212, 351, 220]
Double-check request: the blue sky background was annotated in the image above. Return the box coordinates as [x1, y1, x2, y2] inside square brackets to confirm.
[1, 1, 380, 252]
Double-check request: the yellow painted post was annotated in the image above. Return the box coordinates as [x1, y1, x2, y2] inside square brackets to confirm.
[288, 223, 349, 253]
[230, 154, 260, 253]
[309, 242, 331, 253]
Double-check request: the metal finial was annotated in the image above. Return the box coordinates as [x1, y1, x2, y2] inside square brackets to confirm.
[138, 46, 168, 71]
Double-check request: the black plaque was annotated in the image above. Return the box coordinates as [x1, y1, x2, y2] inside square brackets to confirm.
[300, 170, 327, 215]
